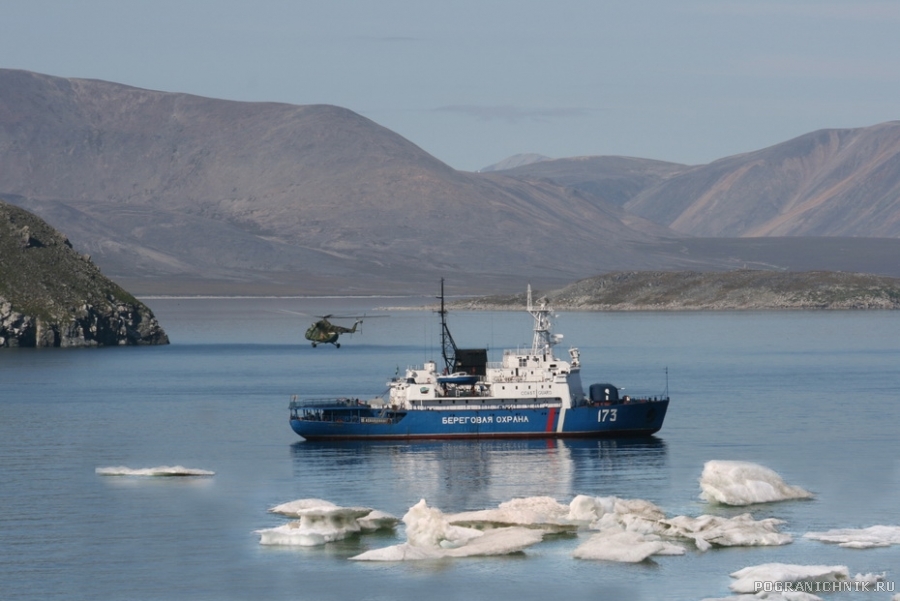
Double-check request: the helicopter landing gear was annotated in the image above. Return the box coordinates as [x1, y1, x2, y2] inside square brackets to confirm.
[311, 342, 317, 348]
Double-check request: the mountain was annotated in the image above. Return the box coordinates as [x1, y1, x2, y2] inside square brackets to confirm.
[0, 69, 703, 295]
[3, 68, 900, 296]
[0, 200, 168, 347]
[499, 123, 900, 238]
[487, 155, 690, 208]
[479, 153, 552, 172]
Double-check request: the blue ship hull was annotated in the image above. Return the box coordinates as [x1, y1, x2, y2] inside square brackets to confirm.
[290, 399, 668, 441]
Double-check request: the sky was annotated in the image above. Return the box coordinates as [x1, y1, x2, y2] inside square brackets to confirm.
[2, 0, 899, 172]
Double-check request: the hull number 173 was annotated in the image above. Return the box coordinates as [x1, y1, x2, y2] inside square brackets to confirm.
[598, 409, 617, 422]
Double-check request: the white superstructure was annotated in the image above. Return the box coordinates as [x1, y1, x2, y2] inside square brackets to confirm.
[386, 287, 587, 418]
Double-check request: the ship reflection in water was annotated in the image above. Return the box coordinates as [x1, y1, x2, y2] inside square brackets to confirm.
[289, 437, 667, 512]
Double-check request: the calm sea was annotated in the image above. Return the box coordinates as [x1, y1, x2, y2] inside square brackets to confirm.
[1, 297, 898, 601]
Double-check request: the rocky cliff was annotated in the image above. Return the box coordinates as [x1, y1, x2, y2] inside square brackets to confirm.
[0, 201, 168, 347]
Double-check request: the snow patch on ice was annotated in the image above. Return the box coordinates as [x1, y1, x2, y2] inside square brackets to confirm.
[699, 461, 812, 506]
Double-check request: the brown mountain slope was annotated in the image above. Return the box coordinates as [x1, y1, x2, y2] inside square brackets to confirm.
[4, 69, 900, 295]
[0, 69, 695, 294]
[624, 122, 900, 237]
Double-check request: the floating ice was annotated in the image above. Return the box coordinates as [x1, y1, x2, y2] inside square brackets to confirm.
[729, 563, 864, 593]
[699, 461, 813, 506]
[358, 510, 401, 532]
[563, 494, 685, 561]
[95, 465, 215, 477]
[447, 496, 575, 532]
[659, 513, 792, 552]
[804, 525, 900, 549]
[268, 498, 341, 517]
[258, 498, 398, 546]
[568, 494, 668, 533]
[350, 499, 544, 561]
[565, 494, 787, 554]
[260, 490, 804, 559]
[572, 529, 685, 562]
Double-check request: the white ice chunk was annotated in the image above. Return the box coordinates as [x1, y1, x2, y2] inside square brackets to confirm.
[804, 525, 900, 549]
[728, 563, 850, 594]
[350, 499, 543, 561]
[268, 498, 340, 517]
[567, 494, 668, 534]
[358, 509, 400, 532]
[564, 495, 685, 561]
[699, 461, 813, 506]
[447, 496, 575, 532]
[572, 529, 685, 562]
[95, 465, 214, 476]
[660, 513, 792, 551]
[256, 520, 350, 546]
[257, 499, 382, 546]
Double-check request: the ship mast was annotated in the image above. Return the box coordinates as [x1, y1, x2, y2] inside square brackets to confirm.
[438, 278, 458, 374]
[527, 284, 560, 355]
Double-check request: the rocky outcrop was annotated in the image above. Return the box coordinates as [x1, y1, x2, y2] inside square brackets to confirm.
[0, 201, 168, 347]
[0, 296, 168, 347]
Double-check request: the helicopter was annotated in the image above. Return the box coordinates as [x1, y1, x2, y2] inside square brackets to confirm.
[304, 315, 363, 348]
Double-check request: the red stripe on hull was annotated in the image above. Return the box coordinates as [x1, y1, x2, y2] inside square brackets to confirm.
[545, 407, 558, 433]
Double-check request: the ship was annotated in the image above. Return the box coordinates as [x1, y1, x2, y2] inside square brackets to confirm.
[289, 281, 669, 441]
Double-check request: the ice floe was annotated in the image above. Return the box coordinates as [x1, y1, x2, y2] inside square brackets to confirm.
[95, 465, 215, 476]
[446, 495, 577, 532]
[258, 498, 398, 546]
[564, 494, 791, 555]
[254, 457, 893, 569]
[804, 525, 900, 549]
[727, 563, 884, 594]
[442, 493, 792, 560]
[350, 499, 544, 560]
[572, 529, 685, 562]
[659, 513, 791, 552]
[699, 460, 813, 506]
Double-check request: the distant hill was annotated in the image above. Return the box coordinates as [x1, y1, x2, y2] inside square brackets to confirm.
[479, 153, 552, 172]
[452, 270, 900, 311]
[487, 155, 689, 207]
[0, 69, 695, 295]
[3, 68, 900, 296]
[626, 122, 900, 237]
[498, 123, 900, 238]
[0, 201, 168, 347]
